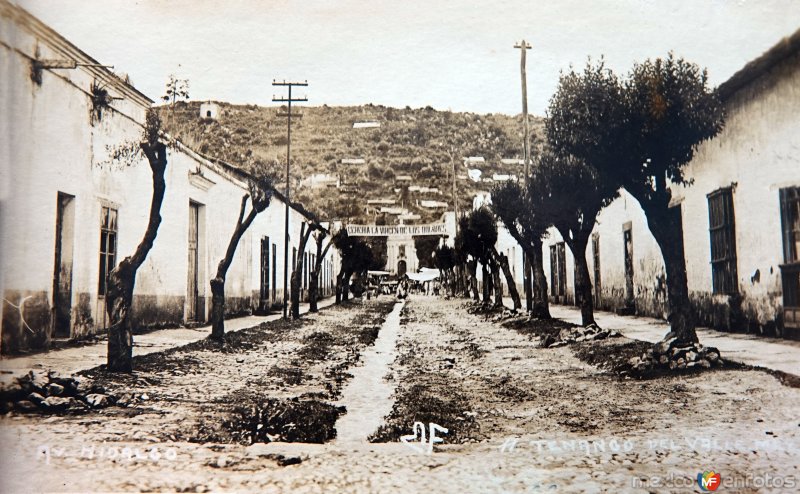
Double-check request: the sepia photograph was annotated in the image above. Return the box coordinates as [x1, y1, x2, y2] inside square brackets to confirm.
[1, 0, 799, 492]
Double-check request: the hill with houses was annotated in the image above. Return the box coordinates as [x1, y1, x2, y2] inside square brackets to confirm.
[159, 101, 545, 224]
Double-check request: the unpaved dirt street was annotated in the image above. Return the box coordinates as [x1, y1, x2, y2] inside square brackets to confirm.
[2, 295, 799, 493]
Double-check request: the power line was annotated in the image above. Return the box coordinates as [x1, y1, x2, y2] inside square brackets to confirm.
[514, 39, 533, 312]
[272, 80, 308, 319]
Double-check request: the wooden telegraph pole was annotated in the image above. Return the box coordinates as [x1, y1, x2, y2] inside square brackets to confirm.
[273, 80, 308, 319]
[514, 40, 534, 312]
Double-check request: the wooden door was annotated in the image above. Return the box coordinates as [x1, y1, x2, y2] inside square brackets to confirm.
[592, 234, 601, 308]
[53, 192, 75, 338]
[187, 202, 200, 321]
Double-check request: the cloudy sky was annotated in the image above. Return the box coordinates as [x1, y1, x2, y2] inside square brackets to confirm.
[20, 0, 800, 115]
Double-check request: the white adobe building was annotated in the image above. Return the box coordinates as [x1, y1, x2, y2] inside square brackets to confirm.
[199, 101, 219, 120]
[0, 2, 338, 354]
[539, 29, 800, 339]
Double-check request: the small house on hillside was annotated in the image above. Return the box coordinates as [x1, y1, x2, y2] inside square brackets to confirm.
[200, 102, 219, 120]
[464, 156, 485, 166]
[353, 121, 380, 129]
[341, 158, 366, 165]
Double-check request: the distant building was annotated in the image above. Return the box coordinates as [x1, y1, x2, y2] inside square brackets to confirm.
[419, 200, 448, 209]
[398, 213, 421, 221]
[367, 199, 396, 205]
[340, 158, 366, 165]
[468, 169, 482, 182]
[492, 174, 516, 182]
[199, 102, 219, 120]
[501, 158, 524, 165]
[301, 173, 339, 189]
[464, 156, 485, 166]
[380, 207, 408, 215]
[353, 121, 380, 129]
[396, 175, 413, 182]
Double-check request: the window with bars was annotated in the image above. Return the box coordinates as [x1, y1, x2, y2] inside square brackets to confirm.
[780, 187, 800, 318]
[98, 206, 118, 296]
[780, 187, 800, 264]
[707, 187, 738, 294]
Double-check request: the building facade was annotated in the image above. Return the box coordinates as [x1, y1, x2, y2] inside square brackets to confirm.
[0, 2, 338, 354]
[540, 29, 800, 339]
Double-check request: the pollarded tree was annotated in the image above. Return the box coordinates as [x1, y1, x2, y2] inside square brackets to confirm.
[210, 163, 275, 340]
[461, 208, 501, 306]
[491, 180, 551, 318]
[455, 215, 479, 300]
[332, 230, 374, 303]
[621, 55, 724, 343]
[534, 149, 618, 326]
[433, 244, 456, 295]
[549, 56, 724, 343]
[105, 110, 167, 372]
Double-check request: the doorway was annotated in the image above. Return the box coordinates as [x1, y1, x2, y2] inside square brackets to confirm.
[592, 233, 601, 308]
[397, 260, 407, 277]
[259, 236, 270, 313]
[623, 223, 635, 310]
[52, 192, 75, 338]
[187, 202, 203, 321]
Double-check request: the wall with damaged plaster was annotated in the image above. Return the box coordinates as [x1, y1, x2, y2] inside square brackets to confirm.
[0, 5, 338, 353]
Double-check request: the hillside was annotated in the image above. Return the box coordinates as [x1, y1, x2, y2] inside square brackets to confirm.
[158, 101, 545, 224]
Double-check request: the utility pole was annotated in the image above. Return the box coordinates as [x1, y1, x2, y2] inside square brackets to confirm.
[273, 80, 308, 319]
[514, 39, 534, 312]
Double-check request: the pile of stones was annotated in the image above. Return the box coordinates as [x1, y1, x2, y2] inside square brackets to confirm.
[540, 323, 621, 348]
[0, 370, 119, 414]
[627, 335, 723, 374]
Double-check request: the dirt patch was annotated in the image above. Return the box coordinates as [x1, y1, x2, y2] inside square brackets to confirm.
[193, 395, 344, 444]
[298, 331, 336, 361]
[502, 316, 579, 339]
[368, 383, 477, 444]
[267, 365, 306, 386]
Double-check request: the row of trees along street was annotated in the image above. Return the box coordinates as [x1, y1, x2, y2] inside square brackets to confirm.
[102, 53, 721, 373]
[457, 54, 723, 359]
[103, 108, 335, 372]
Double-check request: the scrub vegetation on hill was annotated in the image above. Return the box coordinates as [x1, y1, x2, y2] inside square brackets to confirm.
[158, 102, 544, 223]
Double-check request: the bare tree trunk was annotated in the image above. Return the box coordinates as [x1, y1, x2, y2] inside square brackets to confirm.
[106, 142, 167, 373]
[524, 254, 533, 311]
[290, 222, 315, 319]
[342, 271, 352, 301]
[491, 259, 504, 308]
[210, 195, 259, 341]
[335, 270, 344, 304]
[309, 233, 331, 313]
[560, 229, 595, 327]
[494, 249, 521, 310]
[644, 202, 698, 343]
[530, 238, 551, 319]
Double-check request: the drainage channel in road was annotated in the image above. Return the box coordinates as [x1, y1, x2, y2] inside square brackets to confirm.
[334, 299, 405, 445]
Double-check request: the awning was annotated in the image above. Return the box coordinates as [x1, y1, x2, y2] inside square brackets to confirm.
[406, 271, 439, 282]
